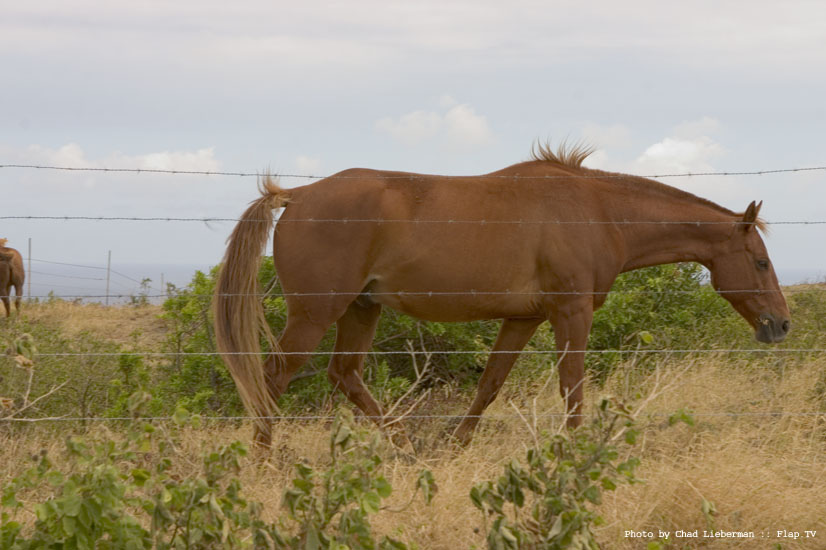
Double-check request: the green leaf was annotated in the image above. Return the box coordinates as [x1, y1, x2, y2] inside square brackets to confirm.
[469, 484, 487, 511]
[62, 515, 77, 536]
[45, 471, 65, 487]
[361, 492, 381, 515]
[417, 469, 436, 505]
[334, 424, 352, 448]
[583, 485, 602, 504]
[374, 477, 392, 499]
[172, 406, 190, 426]
[548, 516, 564, 539]
[668, 409, 696, 427]
[62, 494, 83, 517]
[305, 524, 322, 550]
[1, 488, 18, 509]
[131, 468, 151, 487]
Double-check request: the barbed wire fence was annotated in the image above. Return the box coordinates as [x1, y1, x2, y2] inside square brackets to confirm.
[2, 161, 826, 425]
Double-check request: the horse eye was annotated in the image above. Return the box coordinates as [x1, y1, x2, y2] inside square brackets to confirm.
[756, 259, 769, 271]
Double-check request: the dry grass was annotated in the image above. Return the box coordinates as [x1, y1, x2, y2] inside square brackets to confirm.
[19, 301, 168, 350]
[3, 357, 824, 549]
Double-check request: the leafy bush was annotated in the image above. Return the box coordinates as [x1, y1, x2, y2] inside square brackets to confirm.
[586, 263, 743, 377]
[275, 408, 434, 549]
[1, 395, 265, 550]
[0, 321, 126, 421]
[2, 395, 432, 550]
[470, 398, 644, 550]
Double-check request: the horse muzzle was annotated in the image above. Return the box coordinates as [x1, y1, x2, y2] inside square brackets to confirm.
[755, 313, 790, 343]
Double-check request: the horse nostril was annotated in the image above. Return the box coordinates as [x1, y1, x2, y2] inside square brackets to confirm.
[781, 320, 790, 334]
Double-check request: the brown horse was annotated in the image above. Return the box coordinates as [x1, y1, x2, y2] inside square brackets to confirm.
[0, 240, 25, 317]
[214, 144, 790, 448]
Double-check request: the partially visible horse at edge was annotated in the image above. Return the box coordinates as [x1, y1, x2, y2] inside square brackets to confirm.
[0, 239, 25, 317]
[214, 144, 790, 449]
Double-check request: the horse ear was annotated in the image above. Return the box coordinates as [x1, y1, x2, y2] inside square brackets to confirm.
[742, 200, 762, 232]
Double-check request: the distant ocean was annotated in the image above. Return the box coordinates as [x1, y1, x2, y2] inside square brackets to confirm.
[17, 262, 826, 306]
[22, 262, 215, 305]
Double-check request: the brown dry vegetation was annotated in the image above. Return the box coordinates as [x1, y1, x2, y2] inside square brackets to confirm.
[2, 352, 824, 549]
[19, 301, 168, 351]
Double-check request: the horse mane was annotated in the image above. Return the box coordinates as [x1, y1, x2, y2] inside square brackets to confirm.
[530, 140, 595, 168]
[527, 142, 768, 233]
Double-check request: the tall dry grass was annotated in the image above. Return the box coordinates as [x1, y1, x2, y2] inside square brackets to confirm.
[20, 301, 168, 350]
[3, 356, 824, 549]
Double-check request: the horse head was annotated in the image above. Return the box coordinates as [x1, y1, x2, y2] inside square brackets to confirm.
[705, 200, 790, 343]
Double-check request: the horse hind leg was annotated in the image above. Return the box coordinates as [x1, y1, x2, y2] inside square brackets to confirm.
[254, 315, 331, 450]
[13, 283, 22, 314]
[327, 301, 391, 430]
[1, 286, 9, 317]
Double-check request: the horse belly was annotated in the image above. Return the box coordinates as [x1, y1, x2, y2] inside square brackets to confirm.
[365, 256, 543, 322]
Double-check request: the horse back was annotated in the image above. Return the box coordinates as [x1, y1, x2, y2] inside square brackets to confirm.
[274, 168, 623, 321]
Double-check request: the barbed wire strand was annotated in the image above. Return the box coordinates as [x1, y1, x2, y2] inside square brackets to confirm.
[15, 287, 826, 301]
[2, 163, 826, 180]
[1, 410, 823, 424]
[6, 349, 824, 358]
[5, 215, 826, 225]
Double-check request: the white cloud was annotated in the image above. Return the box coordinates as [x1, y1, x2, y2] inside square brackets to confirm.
[584, 117, 749, 206]
[107, 148, 220, 173]
[5, 142, 224, 205]
[294, 155, 322, 177]
[438, 94, 458, 109]
[443, 104, 494, 149]
[17, 143, 220, 174]
[375, 111, 442, 145]
[633, 136, 725, 175]
[625, 118, 752, 206]
[376, 100, 493, 150]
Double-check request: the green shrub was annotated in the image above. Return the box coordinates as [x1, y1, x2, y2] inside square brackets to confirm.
[470, 399, 645, 550]
[586, 263, 743, 377]
[2, 395, 432, 550]
[0, 322, 126, 421]
[275, 408, 434, 549]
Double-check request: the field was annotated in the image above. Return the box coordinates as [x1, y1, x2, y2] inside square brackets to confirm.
[2, 280, 825, 549]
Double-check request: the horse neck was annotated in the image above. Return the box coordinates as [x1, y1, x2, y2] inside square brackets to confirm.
[617, 194, 734, 273]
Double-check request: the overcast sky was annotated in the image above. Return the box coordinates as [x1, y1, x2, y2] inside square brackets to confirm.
[2, 1, 825, 297]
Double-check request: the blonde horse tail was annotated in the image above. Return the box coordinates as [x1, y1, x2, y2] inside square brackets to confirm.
[214, 175, 291, 430]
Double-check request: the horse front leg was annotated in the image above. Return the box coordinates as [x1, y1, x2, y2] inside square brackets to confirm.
[551, 299, 594, 429]
[451, 317, 542, 446]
